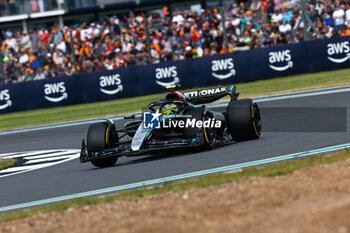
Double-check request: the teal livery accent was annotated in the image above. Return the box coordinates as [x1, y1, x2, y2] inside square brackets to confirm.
[146, 129, 153, 137]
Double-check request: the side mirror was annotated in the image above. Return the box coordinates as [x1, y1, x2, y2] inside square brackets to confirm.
[124, 114, 135, 119]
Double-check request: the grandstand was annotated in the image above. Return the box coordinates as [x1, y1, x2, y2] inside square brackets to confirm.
[0, 0, 350, 84]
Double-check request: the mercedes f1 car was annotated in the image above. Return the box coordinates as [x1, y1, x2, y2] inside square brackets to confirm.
[80, 85, 262, 168]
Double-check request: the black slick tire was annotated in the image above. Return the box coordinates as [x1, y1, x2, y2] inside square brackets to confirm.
[87, 122, 118, 168]
[226, 99, 261, 141]
[184, 107, 215, 149]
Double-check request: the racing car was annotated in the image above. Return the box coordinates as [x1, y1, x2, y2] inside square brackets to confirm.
[80, 85, 261, 168]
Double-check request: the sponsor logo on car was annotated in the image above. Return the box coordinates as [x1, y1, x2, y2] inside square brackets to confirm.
[155, 66, 180, 87]
[143, 110, 221, 129]
[268, 49, 293, 71]
[211, 58, 236, 80]
[99, 74, 123, 95]
[184, 87, 226, 98]
[0, 89, 11, 110]
[44, 82, 68, 103]
[327, 41, 350, 63]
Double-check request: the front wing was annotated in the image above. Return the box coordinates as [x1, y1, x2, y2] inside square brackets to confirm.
[80, 137, 204, 163]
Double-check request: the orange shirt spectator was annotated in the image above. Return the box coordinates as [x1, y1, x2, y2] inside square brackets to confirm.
[152, 42, 161, 53]
[29, 51, 36, 63]
[341, 25, 350, 36]
[191, 25, 201, 42]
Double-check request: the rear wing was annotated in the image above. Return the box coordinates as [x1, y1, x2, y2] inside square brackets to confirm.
[183, 85, 239, 105]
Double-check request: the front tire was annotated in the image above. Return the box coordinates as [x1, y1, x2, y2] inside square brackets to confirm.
[87, 122, 118, 168]
[226, 99, 261, 142]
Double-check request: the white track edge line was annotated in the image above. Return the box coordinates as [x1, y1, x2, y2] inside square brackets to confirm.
[0, 143, 349, 213]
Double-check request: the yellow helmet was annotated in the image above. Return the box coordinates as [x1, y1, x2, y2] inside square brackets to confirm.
[161, 104, 178, 115]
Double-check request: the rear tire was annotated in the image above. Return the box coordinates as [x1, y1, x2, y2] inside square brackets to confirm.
[184, 107, 215, 149]
[87, 122, 118, 168]
[226, 99, 261, 142]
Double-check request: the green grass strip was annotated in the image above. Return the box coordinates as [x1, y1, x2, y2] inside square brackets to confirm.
[0, 68, 350, 131]
[0, 159, 17, 171]
[0, 149, 349, 223]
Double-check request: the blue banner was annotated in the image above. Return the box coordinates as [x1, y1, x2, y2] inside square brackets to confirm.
[1, 36, 349, 114]
[308, 36, 350, 72]
[136, 59, 196, 95]
[81, 67, 139, 102]
[0, 82, 27, 112]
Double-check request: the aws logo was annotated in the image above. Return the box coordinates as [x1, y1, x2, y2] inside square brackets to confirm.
[211, 58, 236, 80]
[327, 41, 350, 63]
[268, 50, 293, 71]
[0, 89, 11, 110]
[155, 66, 180, 87]
[99, 74, 123, 95]
[44, 82, 68, 103]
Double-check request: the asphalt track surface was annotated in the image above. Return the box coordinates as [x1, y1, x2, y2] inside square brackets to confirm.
[0, 87, 349, 210]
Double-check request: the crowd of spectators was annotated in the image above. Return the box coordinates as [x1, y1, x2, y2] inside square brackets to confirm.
[1, 0, 350, 84]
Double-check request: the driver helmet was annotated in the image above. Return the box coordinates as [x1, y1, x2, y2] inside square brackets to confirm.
[161, 104, 178, 115]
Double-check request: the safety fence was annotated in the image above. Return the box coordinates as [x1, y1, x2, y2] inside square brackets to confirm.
[0, 36, 349, 113]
